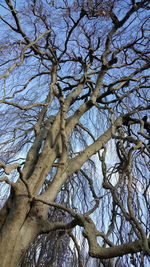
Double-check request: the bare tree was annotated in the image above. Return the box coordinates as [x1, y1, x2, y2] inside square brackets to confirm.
[0, 0, 150, 266]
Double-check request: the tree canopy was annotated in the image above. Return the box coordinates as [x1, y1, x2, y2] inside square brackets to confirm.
[0, 0, 150, 266]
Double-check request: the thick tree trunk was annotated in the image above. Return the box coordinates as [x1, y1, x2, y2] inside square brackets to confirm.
[0, 195, 41, 267]
[0, 174, 59, 267]
[0, 222, 39, 267]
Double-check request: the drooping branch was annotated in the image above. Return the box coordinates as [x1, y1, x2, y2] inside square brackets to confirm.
[82, 216, 150, 259]
[0, 30, 51, 79]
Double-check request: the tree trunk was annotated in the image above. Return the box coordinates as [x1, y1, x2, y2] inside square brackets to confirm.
[0, 195, 41, 267]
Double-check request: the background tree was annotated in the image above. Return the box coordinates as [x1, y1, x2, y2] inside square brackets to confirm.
[0, 0, 150, 266]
